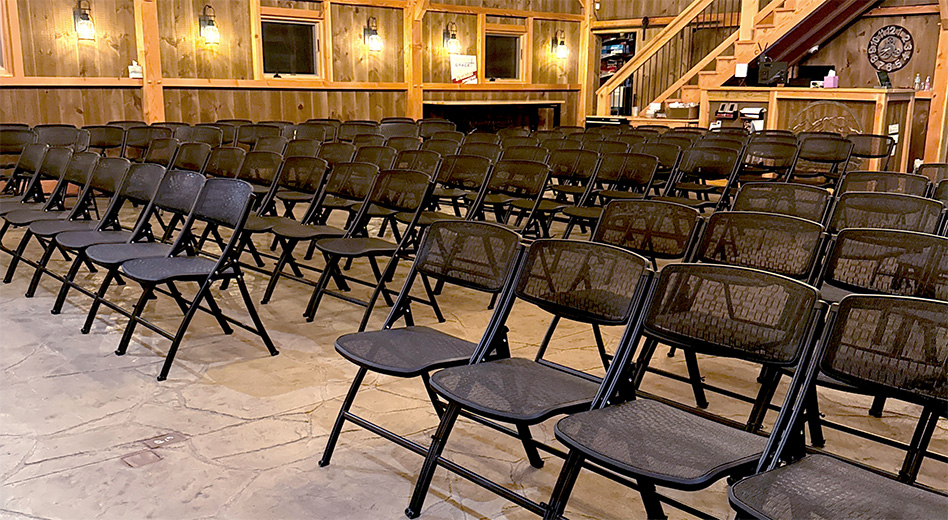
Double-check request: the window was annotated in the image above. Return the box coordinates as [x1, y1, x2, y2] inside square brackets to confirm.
[262, 20, 319, 76]
[484, 34, 521, 80]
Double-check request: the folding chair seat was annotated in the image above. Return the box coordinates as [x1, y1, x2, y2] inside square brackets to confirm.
[0, 150, 91, 233]
[462, 132, 500, 145]
[501, 136, 539, 148]
[302, 170, 435, 330]
[252, 136, 288, 154]
[189, 124, 225, 147]
[418, 119, 456, 140]
[1, 142, 48, 200]
[0, 148, 72, 221]
[500, 145, 549, 163]
[542, 263, 822, 520]
[284, 138, 319, 158]
[235, 124, 281, 150]
[458, 142, 501, 163]
[827, 192, 945, 235]
[294, 123, 331, 143]
[404, 238, 655, 518]
[318, 220, 522, 466]
[730, 182, 831, 223]
[653, 146, 742, 211]
[142, 138, 179, 167]
[734, 137, 799, 184]
[104, 178, 277, 381]
[837, 170, 930, 196]
[83, 125, 126, 156]
[431, 130, 464, 143]
[386, 136, 422, 153]
[379, 121, 419, 140]
[420, 138, 458, 156]
[122, 126, 172, 161]
[0, 128, 37, 173]
[729, 295, 948, 520]
[170, 142, 211, 172]
[352, 133, 387, 148]
[34, 125, 83, 150]
[465, 160, 551, 237]
[580, 140, 630, 155]
[787, 135, 853, 188]
[202, 146, 246, 178]
[847, 133, 895, 171]
[540, 138, 582, 152]
[353, 145, 397, 170]
[338, 121, 380, 142]
[317, 142, 357, 167]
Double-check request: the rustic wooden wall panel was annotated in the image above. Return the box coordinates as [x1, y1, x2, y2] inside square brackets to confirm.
[16, 0, 136, 77]
[594, 0, 692, 21]
[331, 4, 403, 82]
[157, 0, 254, 79]
[422, 12, 478, 83]
[532, 20, 579, 84]
[260, 0, 321, 9]
[908, 98, 930, 166]
[485, 16, 524, 25]
[433, 0, 580, 15]
[0, 87, 142, 125]
[162, 88, 407, 123]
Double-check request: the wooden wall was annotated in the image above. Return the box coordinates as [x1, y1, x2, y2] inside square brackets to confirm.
[422, 11, 478, 84]
[532, 19, 580, 84]
[0, 87, 142, 126]
[331, 4, 403, 82]
[163, 88, 406, 122]
[436, 0, 580, 15]
[157, 0, 254, 79]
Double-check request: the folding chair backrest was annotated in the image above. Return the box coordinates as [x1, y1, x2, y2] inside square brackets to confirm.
[253, 136, 288, 154]
[533, 130, 563, 141]
[324, 162, 380, 201]
[590, 126, 623, 137]
[847, 133, 895, 168]
[235, 151, 283, 188]
[153, 122, 189, 136]
[352, 134, 387, 148]
[697, 135, 747, 151]
[821, 295, 947, 407]
[792, 135, 853, 179]
[235, 124, 281, 148]
[936, 180, 948, 204]
[190, 124, 225, 147]
[394, 149, 441, 174]
[203, 146, 246, 178]
[171, 142, 212, 172]
[123, 126, 173, 156]
[838, 171, 930, 196]
[515, 239, 651, 325]
[710, 127, 748, 137]
[0, 128, 37, 155]
[627, 129, 661, 141]
[644, 263, 820, 366]
[304, 119, 341, 141]
[87, 157, 132, 195]
[593, 200, 701, 260]
[278, 156, 329, 194]
[740, 139, 798, 179]
[421, 139, 459, 156]
[190, 178, 254, 229]
[419, 119, 456, 139]
[486, 160, 549, 198]
[260, 120, 296, 139]
[209, 122, 240, 146]
[152, 169, 206, 214]
[674, 146, 740, 182]
[656, 134, 697, 149]
[555, 126, 585, 137]
[118, 162, 166, 205]
[819, 228, 948, 301]
[414, 220, 521, 293]
[12, 143, 49, 178]
[353, 145, 397, 170]
[828, 192, 944, 235]
[62, 151, 100, 186]
[595, 152, 659, 190]
[615, 134, 647, 148]
[295, 123, 330, 143]
[386, 136, 423, 152]
[34, 125, 81, 149]
[500, 146, 549, 163]
[672, 127, 708, 137]
[463, 132, 500, 145]
[458, 142, 502, 163]
[84, 125, 125, 153]
[582, 140, 630, 155]
[142, 138, 179, 167]
[363, 169, 431, 214]
[432, 130, 464, 143]
[497, 127, 530, 139]
[434, 154, 492, 190]
[106, 121, 146, 130]
[541, 139, 582, 152]
[339, 121, 380, 141]
[285, 138, 320, 158]
[317, 142, 357, 166]
[502, 136, 540, 148]
[630, 142, 681, 175]
[548, 149, 600, 184]
[916, 163, 948, 184]
[379, 121, 419, 139]
[695, 211, 824, 281]
[731, 182, 830, 223]
[577, 132, 605, 143]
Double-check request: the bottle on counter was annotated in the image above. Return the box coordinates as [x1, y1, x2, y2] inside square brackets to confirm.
[924, 76, 932, 91]
[914, 74, 921, 91]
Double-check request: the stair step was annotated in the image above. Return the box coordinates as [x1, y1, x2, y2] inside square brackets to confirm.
[680, 86, 701, 103]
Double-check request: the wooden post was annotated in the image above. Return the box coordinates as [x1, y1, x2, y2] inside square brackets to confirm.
[133, 0, 165, 123]
[925, 5, 948, 162]
[739, 0, 758, 41]
[476, 12, 486, 83]
[1, 0, 24, 76]
[577, 0, 591, 125]
[405, 0, 426, 119]
[250, 0, 264, 80]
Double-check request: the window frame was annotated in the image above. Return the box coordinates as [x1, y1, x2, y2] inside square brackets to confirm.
[259, 14, 324, 80]
[481, 23, 526, 84]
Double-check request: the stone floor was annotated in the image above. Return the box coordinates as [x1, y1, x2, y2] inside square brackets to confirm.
[0, 215, 945, 520]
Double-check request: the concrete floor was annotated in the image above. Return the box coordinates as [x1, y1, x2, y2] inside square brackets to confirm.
[0, 214, 945, 520]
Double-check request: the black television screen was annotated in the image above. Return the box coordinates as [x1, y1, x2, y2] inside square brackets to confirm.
[797, 65, 836, 81]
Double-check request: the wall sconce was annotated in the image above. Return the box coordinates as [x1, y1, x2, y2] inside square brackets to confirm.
[552, 30, 568, 59]
[364, 17, 382, 52]
[73, 0, 95, 41]
[199, 5, 220, 46]
[443, 22, 461, 55]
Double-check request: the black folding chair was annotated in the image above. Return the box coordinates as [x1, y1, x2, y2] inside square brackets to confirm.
[847, 133, 896, 172]
[730, 182, 831, 223]
[284, 138, 320, 158]
[654, 146, 742, 211]
[418, 119, 456, 140]
[458, 142, 502, 163]
[420, 138, 459, 156]
[142, 138, 179, 167]
[827, 192, 945, 235]
[122, 126, 172, 161]
[202, 146, 246, 178]
[465, 160, 551, 237]
[837, 170, 930, 196]
[0, 143, 49, 201]
[170, 142, 212, 172]
[252, 136, 288, 154]
[787, 135, 853, 189]
[0, 128, 37, 174]
[352, 134, 387, 148]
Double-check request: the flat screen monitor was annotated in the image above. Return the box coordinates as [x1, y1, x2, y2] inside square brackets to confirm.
[758, 61, 788, 86]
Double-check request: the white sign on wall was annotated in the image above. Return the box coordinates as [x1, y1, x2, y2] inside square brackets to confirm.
[450, 55, 478, 84]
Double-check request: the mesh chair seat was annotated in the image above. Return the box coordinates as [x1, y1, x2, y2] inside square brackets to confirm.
[550, 184, 587, 196]
[674, 181, 724, 194]
[120, 256, 227, 283]
[271, 221, 345, 240]
[479, 193, 515, 205]
[598, 189, 646, 200]
[320, 195, 358, 210]
[511, 198, 566, 213]
[556, 399, 767, 487]
[0, 201, 44, 215]
[4, 209, 69, 226]
[85, 242, 173, 267]
[275, 190, 312, 203]
[335, 326, 478, 377]
[728, 454, 948, 520]
[430, 357, 600, 423]
[250, 184, 270, 197]
[55, 229, 134, 250]
[350, 202, 397, 218]
[243, 214, 285, 232]
[28, 219, 98, 237]
[394, 210, 463, 227]
[651, 195, 708, 208]
[315, 237, 397, 257]
[433, 187, 475, 199]
[562, 206, 602, 220]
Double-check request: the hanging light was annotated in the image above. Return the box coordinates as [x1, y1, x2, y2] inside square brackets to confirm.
[199, 5, 220, 46]
[552, 30, 568, 59]
[444, 22, 461, 55]
[364, 17, 382, 52]
[73, 0, 95, 41]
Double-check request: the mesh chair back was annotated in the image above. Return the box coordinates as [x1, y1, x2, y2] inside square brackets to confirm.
[486, 160, 550, 198]
[848, 133, 895, 169]
[119, 163, 166, 204]
[657, 134, 698, 149]
[838, 171, 930, 196]
[0, 129, 36, 155]
[278, 156, 329, 194]
[577, 132, 605, 143]
[284, 138, 319, 158]
[0, 123, 29, 130]
[189, 125, 224, 147]
[627, 129, 661, 141]
[142, 138, 179, 167]
[295, 123, 330, 143]
[106, 121, 146, 130]
[235, 151, 283, 188]
[386, 136, 423, 152]
[828, 192, 944, 234]
[153, 169, 206, 214]
[190, 178, 254, 229]
[324, 162, 380, 201]
[541, 139, 582, 152]
[502, 136, 540, 148]
[821, 295, 948, 406]
[434, 155, 492, 189]
[672, 127, 708, 137]
[62, 152, 100, 185]
[695, 136, 746, 153]
[339, 121, 380, 141]
[123, 126, 173, 155]
[548, 149, 600, 184]
[153, 122, 189, 136]
[303, 119, 340, 141]
[415, 220, 520, 292]
[498, 127, 530, 139]
[731, 182, 830, 223]
[236, 124, 281, 148]
[352, 134, 387, 148]
[12, 143, 49, 176]
[582, 140, 630, 155]
[936, 180, 948, 203]
[317, 142, 357, 166]
[171, 143, 211, 172]
[696, 211, 824, 281]
[589, 126, 623, 137]
[364, 169, 431, 213]
[353, 145, 397, 170]
[84, 126, 125, 153]
[217, 119, 252, 125]
[459, 142, 502, 163]
[259, 120, 296, 139]
[556, 126, 585, 136]
[463, 132, 501, 145]
[209, 122, 239, 145]
[419, 119, 456, 139]
[34, 125, 82, 149]
[739, 139, 798, 180]
[637, 125, 670, 134]
[750, 133, 798, 147]
[757, 129, 796, 138]
[203, 146, 246, 178]
[532, 130, 563, 141]
[615, 135, 647, 148]
[28, 148, 71, 199]
[515, 239, 650, 325]
[88, 157, 131, 194]
[394, 149, 441, 174]
[593, 200, 701, 260]
[421, 139, 459, 156]
[500, 146, 549, 163]
[381, 117, 415, 123]
[253, 136, 288, 154]
[433, 130, 465, 142]
[674, 146, 740, 184]
[630, 142, 681, 174]
[596, 152, 659, 190]
[792, 135, 853, 181]
[820, 228, 948, 301]
[916, 163, 947, 183]
[710, 127, 749, 137]
[379, 121, 419, 139]
[644, 263, 819, 366]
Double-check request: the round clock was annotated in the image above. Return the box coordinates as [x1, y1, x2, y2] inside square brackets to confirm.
[867, 25, 913, 72]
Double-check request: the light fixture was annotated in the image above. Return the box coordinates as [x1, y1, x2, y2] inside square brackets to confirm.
[443, 22, 461, 54]
[364, 17, 382, 52]
[73, 0, 95, 41]
[552, 30, 568, 59]
[199, 5, 220, 45]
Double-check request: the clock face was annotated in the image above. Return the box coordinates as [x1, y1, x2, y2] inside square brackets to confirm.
[867, 25, 913, 72]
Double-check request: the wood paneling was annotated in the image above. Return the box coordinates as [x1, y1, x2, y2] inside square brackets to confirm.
[0, 87, 142, 125]
[532, 19, 579, 84]
[157, 0, 254, 79]
[423, 89, 579, 125]
[331, 3, 403, 82]
[17, 0, 136, 77]
[422, 11, 477, 83]
[909, 97, 930, 166]
[776, 99, 875, 134]
[162, 87, 406, 122]
[260, 0, 321, 9]
[433, 0, 580, 15]
[595, 0, 693, 21]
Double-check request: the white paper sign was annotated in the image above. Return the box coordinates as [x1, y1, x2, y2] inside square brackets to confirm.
[450, 55, 478, 84]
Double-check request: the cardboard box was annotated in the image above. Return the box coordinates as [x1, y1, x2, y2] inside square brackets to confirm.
[666, 106, 699, 119]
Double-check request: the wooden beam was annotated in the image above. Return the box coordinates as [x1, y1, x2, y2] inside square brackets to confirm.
[422, 83, 579, 90]
[739, 0, 757, 41]
[331, 0, 408, 8]
[405, 0, 425, 118]
[590, 17, 676, 31]
[427, 2, 584, 22]
[250, 0, 264, 80]
[476, 13, 485, 83]
[259, 6, 323, 21]
[323, 2, 334, 81]
[485, 23, 527, 34]
[524, 17, 534, 85]
[924, 19, 948, 161]
[1, 0, 23, 77]
[1, 77, 144, 87]
[941, 0, 948, 23]
[160, 78, 408, 90]
[861, 5, 940, 17]
[577, 0, 592, 123]
[133, 0, 165, 123]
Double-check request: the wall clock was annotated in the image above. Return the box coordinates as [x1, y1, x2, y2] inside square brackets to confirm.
[867, 25, 913, 72]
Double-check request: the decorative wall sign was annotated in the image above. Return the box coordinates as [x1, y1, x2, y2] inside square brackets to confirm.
[450, 55, 478, 84]
[867, 25, 913, 72]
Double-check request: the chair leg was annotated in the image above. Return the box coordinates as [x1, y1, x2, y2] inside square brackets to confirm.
[358, 256, 399, 332]
[420, 274, 445, 323]
[405, 402, 461, 519]
[51, 254, 85, 314]
[157, 281, 211, 381]
[201, 290, 235, 335]
[261, 239, 298, 305]
[304, 256, 341, 322]
[25, 239, 58, 297]
[898, 406, 937, 484]
[683, 350, 709, 409]
[638, 480, 667, 520]
[420, 372, 445, 419]
[319, 366, 367, 467]
[235, 274, 278, 356]
[804, 388, 825, 448]
[115, 284, 155, 356]
[82, 270, 116, 334]
[3, 229, 33, 283]
[542, 450, 585, 520]
[516, 424, 544, 469]
[868, 395, 887, 418]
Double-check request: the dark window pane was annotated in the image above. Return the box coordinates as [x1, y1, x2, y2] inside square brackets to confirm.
[485, 35, 519, 79]
[262, 21, 316, 75]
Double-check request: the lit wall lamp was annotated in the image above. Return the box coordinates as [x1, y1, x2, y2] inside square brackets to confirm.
[443, 22, 461, 55]
[364, 17, 382, 52]
[73, 0, 95, 41]
[199, 5, 220, 46]
[552, 30, 568, 59]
